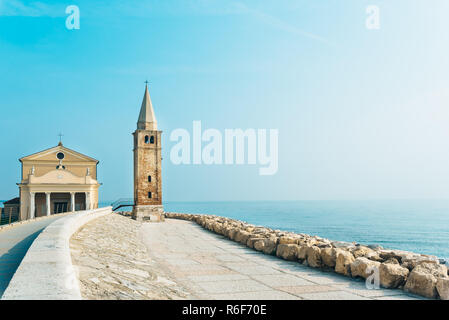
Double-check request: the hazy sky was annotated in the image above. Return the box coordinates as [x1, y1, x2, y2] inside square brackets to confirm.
[1, 0, 449, 202]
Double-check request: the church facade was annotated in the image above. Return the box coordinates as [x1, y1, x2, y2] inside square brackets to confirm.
[132, 84, 164, 222]
[18, 143, 101, 220]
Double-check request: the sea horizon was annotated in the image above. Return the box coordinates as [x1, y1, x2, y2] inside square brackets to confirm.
[3, 198, 448, 260]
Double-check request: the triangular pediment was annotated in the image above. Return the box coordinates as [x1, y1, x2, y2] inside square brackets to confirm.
[20, 144, 98, 163]
[29, 169, 98, 185]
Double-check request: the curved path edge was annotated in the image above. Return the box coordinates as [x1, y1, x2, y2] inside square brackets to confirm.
[1, 207, 112, 300]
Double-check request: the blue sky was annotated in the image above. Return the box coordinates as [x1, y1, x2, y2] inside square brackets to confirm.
[1, 0, 449, 202]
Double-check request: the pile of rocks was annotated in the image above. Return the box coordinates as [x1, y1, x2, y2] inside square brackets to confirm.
[165, 212, 449, 300]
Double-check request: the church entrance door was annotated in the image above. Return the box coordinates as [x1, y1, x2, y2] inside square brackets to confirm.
[54, 202, 68, 213]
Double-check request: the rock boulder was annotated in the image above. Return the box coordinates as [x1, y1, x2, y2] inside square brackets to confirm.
[351, 246, 375, 258]
[297, 245, 310, 262]
[254, 237, 277, 255]
[404, 263, 448, 298]
[306, 246, 322, 268]
[379, 263, 409, 288]
[436, 278, 449, 300]
[335, 250, 355, 276]
[350, 257, 380, 279]
[278, 236, 299, 245]
[321, 248, 337, 268]
[276, 244, 299, 261]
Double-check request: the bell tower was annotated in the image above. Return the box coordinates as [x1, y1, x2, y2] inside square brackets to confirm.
[132, 83, 164, 222]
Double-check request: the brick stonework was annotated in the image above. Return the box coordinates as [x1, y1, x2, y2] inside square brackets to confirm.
[132, 129, 163, 221]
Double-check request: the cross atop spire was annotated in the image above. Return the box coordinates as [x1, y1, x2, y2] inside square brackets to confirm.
[58, 132, 64, 146]
[137, 83, 157, 130]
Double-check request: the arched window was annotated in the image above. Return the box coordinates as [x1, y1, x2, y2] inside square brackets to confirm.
[144, 136, 149, 144]
[148, 176, 151, 182]
[150, 136, 155, 144]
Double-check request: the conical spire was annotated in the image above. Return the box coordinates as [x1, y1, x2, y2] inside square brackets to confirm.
[137, 84, 157, 130]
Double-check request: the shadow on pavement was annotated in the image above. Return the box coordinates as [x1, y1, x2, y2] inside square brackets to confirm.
[0, 228, 45, 297]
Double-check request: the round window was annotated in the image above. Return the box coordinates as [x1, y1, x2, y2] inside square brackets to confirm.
[56, 152, 65, 160]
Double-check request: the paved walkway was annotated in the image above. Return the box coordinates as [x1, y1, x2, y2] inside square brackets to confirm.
[0, 216, 62, 297]
[141, 219, 423, 300]
[71, 213, 193, 300]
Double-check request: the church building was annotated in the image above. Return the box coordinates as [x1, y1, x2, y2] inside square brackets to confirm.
[18, 142, 101, 220]
[132, 83, 164, 222]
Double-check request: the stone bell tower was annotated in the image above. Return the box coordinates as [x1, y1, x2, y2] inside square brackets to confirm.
[132, 83, 164, 222]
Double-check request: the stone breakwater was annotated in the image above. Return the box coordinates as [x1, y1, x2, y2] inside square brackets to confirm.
[165, 212, 449, 300]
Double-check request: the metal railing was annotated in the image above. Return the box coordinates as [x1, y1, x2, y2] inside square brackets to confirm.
[111, 198, 134, 211]
[0, 202, 101, 227]
[0, 207, 20, 226]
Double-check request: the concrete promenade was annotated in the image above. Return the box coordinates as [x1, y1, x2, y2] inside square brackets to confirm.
[0, 216, 62, 296]
[71, 213, 193, 300]
[141, 219, 423, 300]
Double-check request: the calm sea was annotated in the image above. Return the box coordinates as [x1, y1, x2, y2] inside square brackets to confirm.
[162, 200, 449, 260]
